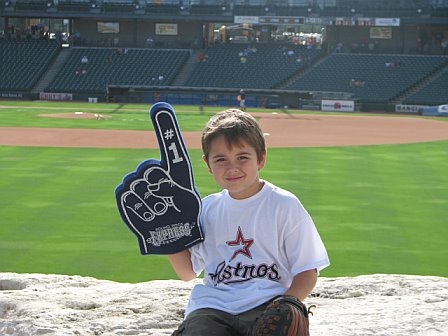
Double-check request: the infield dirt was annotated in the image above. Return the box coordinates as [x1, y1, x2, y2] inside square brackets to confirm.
[1, 113, 448, 148]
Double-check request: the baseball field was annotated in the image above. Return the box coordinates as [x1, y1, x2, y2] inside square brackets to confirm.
[0, 101, 447, 283]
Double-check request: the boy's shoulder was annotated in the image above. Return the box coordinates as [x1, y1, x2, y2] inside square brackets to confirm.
[202, 189, 225, 203]
[264, 180, 297, 199]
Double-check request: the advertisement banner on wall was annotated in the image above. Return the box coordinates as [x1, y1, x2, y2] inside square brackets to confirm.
[395, 104, 422, 114]
[419, 104, 448, 116]
[234, 16, 259, 24]
[40, 92, 73, 101]
[375, 18, 400, 27]
[97, 22, 119, 34]
[321, 100, 355, 112]
[370, 27, 392, 39]
[155, 23, 178, 35]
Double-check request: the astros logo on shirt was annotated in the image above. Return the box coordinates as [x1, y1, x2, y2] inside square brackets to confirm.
[226, 226, 254, 261]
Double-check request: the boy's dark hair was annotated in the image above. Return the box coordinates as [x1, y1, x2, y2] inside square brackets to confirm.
[201, 109, 266, 162]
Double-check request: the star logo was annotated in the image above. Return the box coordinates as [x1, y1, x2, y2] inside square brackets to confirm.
[226, 226, 254, 261]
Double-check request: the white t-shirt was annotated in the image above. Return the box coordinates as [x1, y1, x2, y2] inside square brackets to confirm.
[187, 180, 330, 316]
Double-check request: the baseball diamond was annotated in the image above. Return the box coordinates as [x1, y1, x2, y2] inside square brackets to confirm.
[1, 113, 448, 148]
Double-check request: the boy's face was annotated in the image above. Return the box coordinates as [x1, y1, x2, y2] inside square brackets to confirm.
[204, 135, 266, 200]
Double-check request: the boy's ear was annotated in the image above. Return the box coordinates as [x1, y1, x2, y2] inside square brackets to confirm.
[258, 149, 267, 170]
[203, 155, 212, 173]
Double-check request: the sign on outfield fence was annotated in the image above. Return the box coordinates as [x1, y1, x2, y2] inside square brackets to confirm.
[321, 99, 355, 112]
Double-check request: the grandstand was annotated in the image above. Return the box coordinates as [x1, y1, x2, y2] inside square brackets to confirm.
[0, 39, 60, 92]
[283, 53, 448, 103]
[184, 44, 323, 89]
[46, 47, 190, 94]
[1, 0, 447, 110]
[404, 68, 448, 105]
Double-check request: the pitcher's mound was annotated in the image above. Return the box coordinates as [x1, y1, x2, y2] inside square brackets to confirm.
[39, 112, 111, 120]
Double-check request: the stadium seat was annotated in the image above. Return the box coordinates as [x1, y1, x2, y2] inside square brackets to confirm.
[0, 39, 61, 91]
[284, 53, 448, 103]
[45, 47, 190, 94]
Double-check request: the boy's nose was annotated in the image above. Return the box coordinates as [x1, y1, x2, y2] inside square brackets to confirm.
[226, 163, 240, 174]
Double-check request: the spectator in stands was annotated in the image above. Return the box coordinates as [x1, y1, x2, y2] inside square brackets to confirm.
[249, 44, 257, 53]
[282, 48, 294, 57]
[441, 40, 448, 55]
[75, 68, 87, 75]
[416, 38, 423, 53]
[74, 31, 81, 46]
[385, 61, 400, 68]
[55, 31, 62, 43]
[335, 42, 343, 53]
[80, 55, 89, 73]
[146, 36, 154, 48]
[349, 79, 365, 88]
[198, 52, 209, 62]
[107, 48, 127, 63]
[238, 50, 248, 58]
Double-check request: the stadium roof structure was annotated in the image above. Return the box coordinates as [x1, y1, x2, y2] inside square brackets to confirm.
[1, 0, 447, 23]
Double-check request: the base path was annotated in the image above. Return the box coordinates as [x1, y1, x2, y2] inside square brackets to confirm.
[1, 113, 448, 148]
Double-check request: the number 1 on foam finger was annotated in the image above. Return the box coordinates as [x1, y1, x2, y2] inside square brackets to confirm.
[169, 142, 184, 164]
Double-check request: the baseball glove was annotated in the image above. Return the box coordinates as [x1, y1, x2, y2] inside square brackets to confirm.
[250, 295, 315, 336]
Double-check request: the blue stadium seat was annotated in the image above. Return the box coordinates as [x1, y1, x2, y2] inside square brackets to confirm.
[185, 43, 322, 89]
[404, 68, 448, 105]
[284, 53, 448, 103]
[0, 39, 61, 91]
[45, 47, 190, 94]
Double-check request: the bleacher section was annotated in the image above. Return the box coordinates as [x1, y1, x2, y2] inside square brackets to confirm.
[45, 47, 190, 94]
[284, 53, 448, 103]
[12, 0, 48, 12]
[101, 0, 135, 13]
[1, 39, 446, 106]
[0, 39, 61, 92]
[184, 44, 323, 90]
[404, 68, 448, 105]
[57, 0, 93, 12]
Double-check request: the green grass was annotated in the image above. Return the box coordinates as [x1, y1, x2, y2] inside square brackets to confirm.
[0, 100, 380, 130]
[0, 101, 447, 282]
[0, 101, 217, 130]
[264, 144, 448, 277]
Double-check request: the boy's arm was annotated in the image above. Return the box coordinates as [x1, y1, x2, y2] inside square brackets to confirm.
[284, 269, 318, 301]
[168, 250, 197, 281]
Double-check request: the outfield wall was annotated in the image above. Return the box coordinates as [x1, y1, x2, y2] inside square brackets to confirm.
[419, 104, 448, 117]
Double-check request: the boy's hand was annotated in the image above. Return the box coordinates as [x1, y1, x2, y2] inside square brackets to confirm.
[115, 102, 204, 255]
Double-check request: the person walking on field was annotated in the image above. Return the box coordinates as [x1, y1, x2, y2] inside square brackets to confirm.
[237, 89, 246, 111]
[169, 109, 330, 335]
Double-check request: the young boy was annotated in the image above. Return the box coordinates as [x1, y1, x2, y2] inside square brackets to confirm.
[169, 109, 330, 335]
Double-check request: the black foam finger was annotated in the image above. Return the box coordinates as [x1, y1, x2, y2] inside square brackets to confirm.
[150, 102, 194, 191]
[115, 102, 204, 255]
